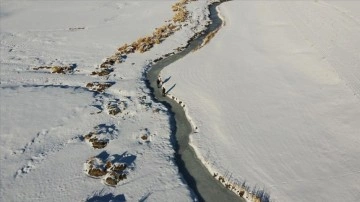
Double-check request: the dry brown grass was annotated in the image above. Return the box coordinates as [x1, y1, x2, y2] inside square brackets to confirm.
[33, 65, 74, 74]
[105, 161, 112, 169]
[51, 66, 68, 74]
[218, 176, 225, 183]
[128, 36, 155, 53]
[86, 157, 95, 165]
[104, 171, 127, 186]
[88, 168, 107, 177]
[193, 28, 220, 52]
[92, 55, 120, 76]
[117, 43, 135, 55]
[112, 163, 127, 172]
[153, 24, 177, 41]
[107, 102, 121, 116]
[91, 68, 113, 76]
[88, 137, 97, 142]
[105, 176, 118, 186]
[33, 66, 51, 70]
[92, 140, 108, 149]
[84, 132, 94, 140]
[84, 132, 107, 149]
[118, 173, 127, 180]
[89, 0, 194, 79]
[212, 171, 256, 200]
[172, 0, 190, 23]
[85, 155, 130, 186]
[110, 0, 192, 57]
[69, 27, 85, 31]
[85, 82, 113, 93]
[108, 106, 121, 115]
[202, 29, 219, 46]
[172, 2, 182, 11]
[173, 10, 188, 23]
[253, 198, 261, 202]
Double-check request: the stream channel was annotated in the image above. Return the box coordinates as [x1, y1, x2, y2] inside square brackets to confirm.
[146, 1, 245, 202]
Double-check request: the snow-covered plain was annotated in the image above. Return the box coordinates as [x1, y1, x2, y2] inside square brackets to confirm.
[0, 0, 211, 201]
[162, 1, 360, 201]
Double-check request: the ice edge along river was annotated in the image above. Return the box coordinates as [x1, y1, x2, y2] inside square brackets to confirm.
[146, 2, 245, 202]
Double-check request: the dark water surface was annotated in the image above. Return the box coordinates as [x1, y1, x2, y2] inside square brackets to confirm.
[146, 2, 245, 202]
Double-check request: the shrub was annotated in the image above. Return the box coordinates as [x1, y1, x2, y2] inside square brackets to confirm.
[105, 177, 118, 186]
[88, 168, 107, 177]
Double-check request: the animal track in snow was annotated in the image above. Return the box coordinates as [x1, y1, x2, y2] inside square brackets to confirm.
[13, 130, 48, 155]
[14, 130, 85, 178]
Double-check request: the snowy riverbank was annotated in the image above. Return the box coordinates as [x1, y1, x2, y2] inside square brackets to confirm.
[0, 0, 212, 201]
[162, 1, 360, 201]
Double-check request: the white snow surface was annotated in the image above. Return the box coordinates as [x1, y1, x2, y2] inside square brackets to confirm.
[162, 1, 360, 201]
[0, 0, 211, 201]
